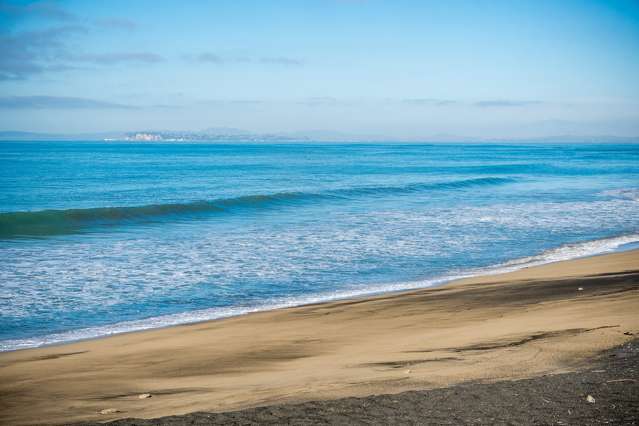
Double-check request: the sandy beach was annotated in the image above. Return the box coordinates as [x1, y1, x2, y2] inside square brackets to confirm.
[1, 249, 637, 425]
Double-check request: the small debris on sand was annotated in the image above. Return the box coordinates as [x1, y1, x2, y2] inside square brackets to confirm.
[586, 395, 596, 403]
[99, 408, 119, 415]
[138, 393, 152, 399]
[78, 339, 639, 426]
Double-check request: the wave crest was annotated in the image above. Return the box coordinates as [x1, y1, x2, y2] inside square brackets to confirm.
[601, 188, 639, 202]
[0, 177, 516, 239]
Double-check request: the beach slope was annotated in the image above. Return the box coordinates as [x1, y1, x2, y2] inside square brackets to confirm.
[0, 250, 637, 425]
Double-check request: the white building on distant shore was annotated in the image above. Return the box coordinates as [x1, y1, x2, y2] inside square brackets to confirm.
[127, 133, 162, 141]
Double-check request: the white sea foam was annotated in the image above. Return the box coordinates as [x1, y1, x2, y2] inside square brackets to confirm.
[3, 198, 637, 320]
[2, 232, 638, 352]
[472, 233, 639, 276]
[601, 188, 639, 202]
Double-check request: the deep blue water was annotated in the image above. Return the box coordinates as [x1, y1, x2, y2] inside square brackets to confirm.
[1, 142, 638, 350]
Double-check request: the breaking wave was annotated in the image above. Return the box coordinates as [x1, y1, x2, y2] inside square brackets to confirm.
[0, 177, 516, 239]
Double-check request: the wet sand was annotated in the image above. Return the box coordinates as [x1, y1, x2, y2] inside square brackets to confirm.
[0, 250, 637, 425]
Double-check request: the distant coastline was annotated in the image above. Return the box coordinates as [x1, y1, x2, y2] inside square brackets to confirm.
[1, 130, 639, 144]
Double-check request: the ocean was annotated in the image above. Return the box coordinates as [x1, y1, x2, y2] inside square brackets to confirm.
[1, 141, 638, 351]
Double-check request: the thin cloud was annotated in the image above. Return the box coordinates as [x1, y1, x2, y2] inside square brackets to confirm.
[197, 98, 265, 106]
[0, 25, 163, 79]
[474, 100, 542, 108]
[186, 52, 302, 66]
[192, 53, 224, 63]
[68, 52, 165, 65]
[0, 1, 77, 22]
[259, 56, 303, 66]
[403, 98, 457, 106]
[95, 18, 137, 31]
[0, 96, 135, 109]
[183, 53, 251, 64]
[298, 97, 346, 107]
[0, 25, 87, 80]
[148, 104, 182, 109]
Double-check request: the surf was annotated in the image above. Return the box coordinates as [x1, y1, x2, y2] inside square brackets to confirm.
[0, 177, 517, 239]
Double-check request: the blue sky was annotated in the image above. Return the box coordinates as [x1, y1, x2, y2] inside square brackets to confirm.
[1, 0, 638, 139]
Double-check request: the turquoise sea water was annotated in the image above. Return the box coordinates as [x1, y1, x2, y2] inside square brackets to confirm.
[1, 142, 638, 350]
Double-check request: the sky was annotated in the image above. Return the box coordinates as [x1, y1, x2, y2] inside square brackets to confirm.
[1, 0, 638, 139]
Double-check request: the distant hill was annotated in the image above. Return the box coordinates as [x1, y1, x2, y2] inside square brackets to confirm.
[0, 131, 124, 141]
[0, 131, 66, 140]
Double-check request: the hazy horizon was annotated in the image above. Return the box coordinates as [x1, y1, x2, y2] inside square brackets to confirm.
[1, 0, 639, 139]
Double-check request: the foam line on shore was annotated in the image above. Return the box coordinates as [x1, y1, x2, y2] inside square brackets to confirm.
[2, 232, 638, 352]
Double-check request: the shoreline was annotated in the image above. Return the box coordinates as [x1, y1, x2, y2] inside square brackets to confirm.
[0, 248, 637, 425]
[3, 233, 638, 353]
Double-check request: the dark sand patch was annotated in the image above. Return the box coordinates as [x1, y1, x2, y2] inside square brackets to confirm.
[76, 339, 639, 425]
[361, 357, 462, 369]
[405, 325, 620, 354]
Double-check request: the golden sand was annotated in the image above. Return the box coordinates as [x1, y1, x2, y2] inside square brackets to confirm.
[0, 250, 637, 425]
